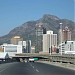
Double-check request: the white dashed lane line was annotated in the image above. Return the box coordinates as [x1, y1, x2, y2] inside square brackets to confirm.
[0, 66, 9, 73]
[29, 63, 39, 73]
[36, 69, 39, 72]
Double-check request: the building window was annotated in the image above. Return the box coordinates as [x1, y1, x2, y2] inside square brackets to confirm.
[5, 46, 17, 52]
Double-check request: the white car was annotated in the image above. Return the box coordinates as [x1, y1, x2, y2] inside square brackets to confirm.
[29, 58, 34, 62]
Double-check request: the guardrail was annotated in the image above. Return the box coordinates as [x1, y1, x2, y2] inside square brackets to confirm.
[46, 54, 75, 64]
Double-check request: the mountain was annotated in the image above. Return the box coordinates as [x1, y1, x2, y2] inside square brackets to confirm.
[0, 14, 75, 45]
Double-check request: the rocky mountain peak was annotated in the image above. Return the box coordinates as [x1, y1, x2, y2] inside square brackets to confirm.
[0, 14, 75, 44]
[42, 14, 60, 20]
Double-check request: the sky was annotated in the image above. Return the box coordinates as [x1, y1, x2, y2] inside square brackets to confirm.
[0, 0, 74, 36]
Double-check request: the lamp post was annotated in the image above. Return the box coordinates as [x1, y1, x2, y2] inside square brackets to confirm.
[59, 23, 63, 55]
[22, 38, 23, 53]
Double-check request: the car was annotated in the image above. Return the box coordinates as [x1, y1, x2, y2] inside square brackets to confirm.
[29, 58, 34, 62]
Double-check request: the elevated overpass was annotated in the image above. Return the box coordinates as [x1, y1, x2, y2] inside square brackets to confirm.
[14, 53, 49, 58]
[12, 53, 49, 62]
[12, 53, 75, 64]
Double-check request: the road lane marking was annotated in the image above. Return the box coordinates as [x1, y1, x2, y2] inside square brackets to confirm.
[32, 66, 34, 68]
[36, 69, 39, 72]
[0, 66, 9, 73]
[29, 63, 39, 73]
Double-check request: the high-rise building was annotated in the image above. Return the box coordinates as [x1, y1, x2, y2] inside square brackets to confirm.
[26, 40, 31, 53]
[18, 40, 31, 53]
[43, 30, 57, 54]
[58, 26, 71, 44]
[43, 34, 50, 53]
[58, 27, 62, 44]
[35, 23, 47, 53]
[35, 23, 43, 53]
[18, 41, 26, 53]
[62, 26, 71, 42]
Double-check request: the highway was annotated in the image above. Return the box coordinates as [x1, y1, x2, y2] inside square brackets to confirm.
[0, 62, 74, 75]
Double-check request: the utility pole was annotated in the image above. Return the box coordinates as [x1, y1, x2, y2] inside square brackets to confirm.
[60, 23, 63, 55]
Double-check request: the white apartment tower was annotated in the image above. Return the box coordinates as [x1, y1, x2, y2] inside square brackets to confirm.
[43, 34, 50, 53]
[43, 30, 57, 53]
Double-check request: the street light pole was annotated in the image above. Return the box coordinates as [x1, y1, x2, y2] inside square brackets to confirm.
[60, 23, 63, 55]
[22, 38, 23, 53]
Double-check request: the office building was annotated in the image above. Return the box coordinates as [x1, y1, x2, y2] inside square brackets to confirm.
[43, 34, 50, 53]
[31, 46, 35, 53]
[58, 41, 75, 54]
[1, 43, 22, 57]
[58, 26, 71, 44]
[43, 30, 57, 54]
[62, 26, 71, 42]
[35, 23, 43, 53]
[26, 40, 31, 53]
[18, 41, 26, 53]
[11, 36, 23, 45]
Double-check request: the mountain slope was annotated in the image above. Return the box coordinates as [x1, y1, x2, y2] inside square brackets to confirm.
[0, 14, 75, 44]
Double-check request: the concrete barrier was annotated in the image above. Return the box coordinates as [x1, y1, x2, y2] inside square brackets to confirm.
[37, 60, 75, 71]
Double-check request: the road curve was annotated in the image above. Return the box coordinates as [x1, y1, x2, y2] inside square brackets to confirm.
[0, 62, 74, 75]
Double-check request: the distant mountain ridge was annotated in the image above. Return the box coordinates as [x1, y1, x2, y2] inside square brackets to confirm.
[0, 14, 75, 44]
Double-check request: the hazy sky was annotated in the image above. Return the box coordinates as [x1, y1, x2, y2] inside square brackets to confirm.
[0, 0, 74, 36]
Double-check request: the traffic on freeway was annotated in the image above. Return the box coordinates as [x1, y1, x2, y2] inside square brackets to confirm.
[0, 62, 74, 75]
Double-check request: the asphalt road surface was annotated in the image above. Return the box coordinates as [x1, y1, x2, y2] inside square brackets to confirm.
[0, 62, 74, 75]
